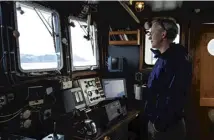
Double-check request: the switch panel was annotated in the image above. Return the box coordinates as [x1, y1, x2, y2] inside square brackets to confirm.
[27, 86, 44, 106]
[78, 77, 105, 106]
[63, 87, 86, 113]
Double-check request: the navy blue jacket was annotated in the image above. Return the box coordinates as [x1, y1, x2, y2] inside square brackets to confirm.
[144, 43, 192, 131]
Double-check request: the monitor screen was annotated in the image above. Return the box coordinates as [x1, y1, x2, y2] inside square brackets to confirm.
[102, 78, 127, 99]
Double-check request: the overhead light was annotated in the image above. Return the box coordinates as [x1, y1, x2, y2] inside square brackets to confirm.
[135, 2, 144, 12]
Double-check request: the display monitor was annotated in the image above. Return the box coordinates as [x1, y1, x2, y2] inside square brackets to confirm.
[102, 78, 127, 99]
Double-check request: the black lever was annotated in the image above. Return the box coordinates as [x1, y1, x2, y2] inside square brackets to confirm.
[53, 121, 58, 140]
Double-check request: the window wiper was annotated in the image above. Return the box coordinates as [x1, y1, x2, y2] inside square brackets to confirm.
[33, 7, 57, 37]
[51, 13, 57, 52]
[76, 20, 89, 38]
[33, 7, 59, 52]
[76, 19, 95, 56]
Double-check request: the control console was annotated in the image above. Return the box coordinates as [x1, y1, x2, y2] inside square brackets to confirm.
[78, 77, 105, 106]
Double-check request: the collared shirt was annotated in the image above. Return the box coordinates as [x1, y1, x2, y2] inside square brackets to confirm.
[144, 43, 192, 131]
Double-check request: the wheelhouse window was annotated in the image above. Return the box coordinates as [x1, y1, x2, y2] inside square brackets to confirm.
[69, 17, 99, 71]
[15, 2, 63, 72]
[144, 24, 180, 65]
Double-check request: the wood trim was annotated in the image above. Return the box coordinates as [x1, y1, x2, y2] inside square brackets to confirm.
[139, 28, 144, 71]
[200, 24, 214, 32]
[137, 29, 141, 45]
[99, 32, 108, 70]
[72, 71, 98, 79]
[200, 98, 214, 107]
[109, 30, 139, 35]
[109, 40, 140, 45]
[109, 30, 140, 46]
[181, 22, 186, 47]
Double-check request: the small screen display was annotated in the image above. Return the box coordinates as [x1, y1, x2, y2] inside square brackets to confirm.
[102, 79, 127, 99]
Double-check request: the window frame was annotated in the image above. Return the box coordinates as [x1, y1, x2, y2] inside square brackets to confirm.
[143, 23, 181, 66]
[14, 1, 63, 73]
[68, 16, 100, 71]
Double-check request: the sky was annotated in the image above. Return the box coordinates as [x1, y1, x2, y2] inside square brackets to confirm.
[69, 19, 97, 66]
[17, 3, 56, 56]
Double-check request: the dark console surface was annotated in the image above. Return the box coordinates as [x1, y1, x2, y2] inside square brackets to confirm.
[73, 109, 140, 140]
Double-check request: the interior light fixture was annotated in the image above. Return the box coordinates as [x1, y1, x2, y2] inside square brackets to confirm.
[135, 2, 144, 12]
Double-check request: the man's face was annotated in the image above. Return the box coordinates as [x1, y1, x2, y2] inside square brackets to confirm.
[148, 22, 166, 49]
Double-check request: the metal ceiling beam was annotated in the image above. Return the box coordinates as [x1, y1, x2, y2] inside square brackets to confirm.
[118, 1, 140, 24]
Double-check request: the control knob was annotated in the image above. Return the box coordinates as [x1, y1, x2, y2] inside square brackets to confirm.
[21, 119, 32, 129]
[87, 91, 92, 96]
[21, 110, 31, 119]
[95, 90, 99, 94]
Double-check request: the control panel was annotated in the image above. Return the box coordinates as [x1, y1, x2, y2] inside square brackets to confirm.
[105, 100, 124, 122]
[27, 86, 44, 106]
[63, 87, 86, 112]
[78, 77, 105, 106]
